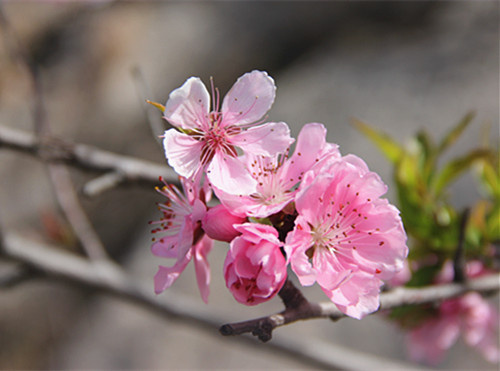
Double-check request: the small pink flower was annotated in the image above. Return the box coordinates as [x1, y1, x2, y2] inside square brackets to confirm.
[214, 123, 340, 218]
[202, 204, 246, 242]
[407, 261, 500, 365]
[284, 155, 408, 319]
[162, 70, 294, 194]
[151, 177, 213, 303]
[224, 223, 287, 305]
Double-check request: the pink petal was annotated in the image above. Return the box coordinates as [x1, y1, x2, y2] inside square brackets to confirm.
[154, 253, 192, 294]
[164, 77, 210, 130]
[282, 123, 339, 188]
[151, 236, 179, 258]
[294, 175, 332, 226]
[221, 70, 276, 125]
[206, 152, 257, 195]
[231, 122, 294, 157]
[193, 235, 213, 303]
[233, 223, 280, 245]
[163, 129, 204, 178]
[285, 225, 316, 286]
[326, 272, 383, 319]
[313, 248, 353, 291]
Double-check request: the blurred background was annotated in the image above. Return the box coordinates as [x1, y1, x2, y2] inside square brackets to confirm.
[0, 1, 498, 369]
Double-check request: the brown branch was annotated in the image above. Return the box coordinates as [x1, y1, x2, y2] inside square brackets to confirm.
[0, 124, 177, 190]
[220, 273, 500, 341]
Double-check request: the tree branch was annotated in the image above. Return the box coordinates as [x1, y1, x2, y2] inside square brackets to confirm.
[220, 273, 500, 341]
[2, 231, 498, 346]
[0, 124, 177, 190]
[0, 232, 430, 370]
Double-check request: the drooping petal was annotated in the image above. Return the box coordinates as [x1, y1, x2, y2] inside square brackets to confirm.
[221, 70, 276, 126]
[193, 235, 213, 303]
[164, 77, 210, 130]
[206, 151, 257, 195]
[163, 129, 204, 178]
[154, 252, 192, 294]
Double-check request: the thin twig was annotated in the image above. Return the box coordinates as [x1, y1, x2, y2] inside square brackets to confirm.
[131, 65, 167, 143]
[0, 263, 37, 288]
[48, 164, 109, 261]
[0, 124, 177, 189]
[81, 171, 127, 197]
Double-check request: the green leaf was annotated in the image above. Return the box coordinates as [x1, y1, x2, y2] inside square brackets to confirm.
[476, 157, 500, 199]
[416, 130, 437, 185]
[431, 149, 493, 197]
[351, 118, 403, 164]
[437, 111, 475, 154]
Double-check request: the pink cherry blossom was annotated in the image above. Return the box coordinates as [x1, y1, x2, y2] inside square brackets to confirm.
[150, 176, 213, 303]
[214, 123, 340, 218]
[407, 261, 500, 364]
[201, 203, 246, 242]
[162, 70, 294, 194]
[407, 292, 499, 365]
[284, 155, 408, 319]
[224, 223, 287, 305]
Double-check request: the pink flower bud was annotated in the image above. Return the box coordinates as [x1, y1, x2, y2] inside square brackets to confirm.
[202, 204, 246, 242]
[223, 223, 287, 306]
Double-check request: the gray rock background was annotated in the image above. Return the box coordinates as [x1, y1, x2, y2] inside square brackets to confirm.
[0, 1, 498, 369]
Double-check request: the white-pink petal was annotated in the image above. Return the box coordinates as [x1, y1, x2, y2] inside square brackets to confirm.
[231, 121, 294, 157]
[164, 77, 210, 130]
[207, 152, 257, 195]
[163, 129, 204, 179]
[222, 70, 276, 126]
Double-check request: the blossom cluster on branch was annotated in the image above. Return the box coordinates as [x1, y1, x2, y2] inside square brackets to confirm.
[149, 70, 499, 365]
[150, 70, 408, 320]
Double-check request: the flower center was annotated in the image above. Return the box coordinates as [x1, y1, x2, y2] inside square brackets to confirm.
[194, 112, 240, 165]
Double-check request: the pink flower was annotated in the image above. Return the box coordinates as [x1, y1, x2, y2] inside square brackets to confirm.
[150, 177, 213, 303]
[162, 70, 294, 194]
[201, 203, 246, 242]
[407, 293, 499, 365]
[214, 123, 340, 218]
[224, 223, 287, 305]
[284, 155, 408, 319]
[406, 261, 500, 364]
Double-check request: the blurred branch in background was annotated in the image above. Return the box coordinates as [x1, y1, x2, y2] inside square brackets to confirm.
[0, 124, 177, 196]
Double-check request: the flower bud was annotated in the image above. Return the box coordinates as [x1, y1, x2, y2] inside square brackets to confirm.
[224, 223, 287, 305]
[201, 204, 246, 242]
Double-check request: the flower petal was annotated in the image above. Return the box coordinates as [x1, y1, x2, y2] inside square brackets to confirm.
[230, 122, 294, 157]
[206, 152, 257, 195]
[282, 123, 340, 188]
[221, 70, 275, 126]
[164, 77, 210, 130]
[163, 129, 204, 178]
[193, 235, 213, 303]
[154, 252, 192, 294]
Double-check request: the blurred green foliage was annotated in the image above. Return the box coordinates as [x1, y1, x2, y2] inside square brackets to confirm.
[354, 112, 499, 286]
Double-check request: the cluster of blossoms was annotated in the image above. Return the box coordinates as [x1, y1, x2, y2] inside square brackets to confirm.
[151, 70, 408, 319]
